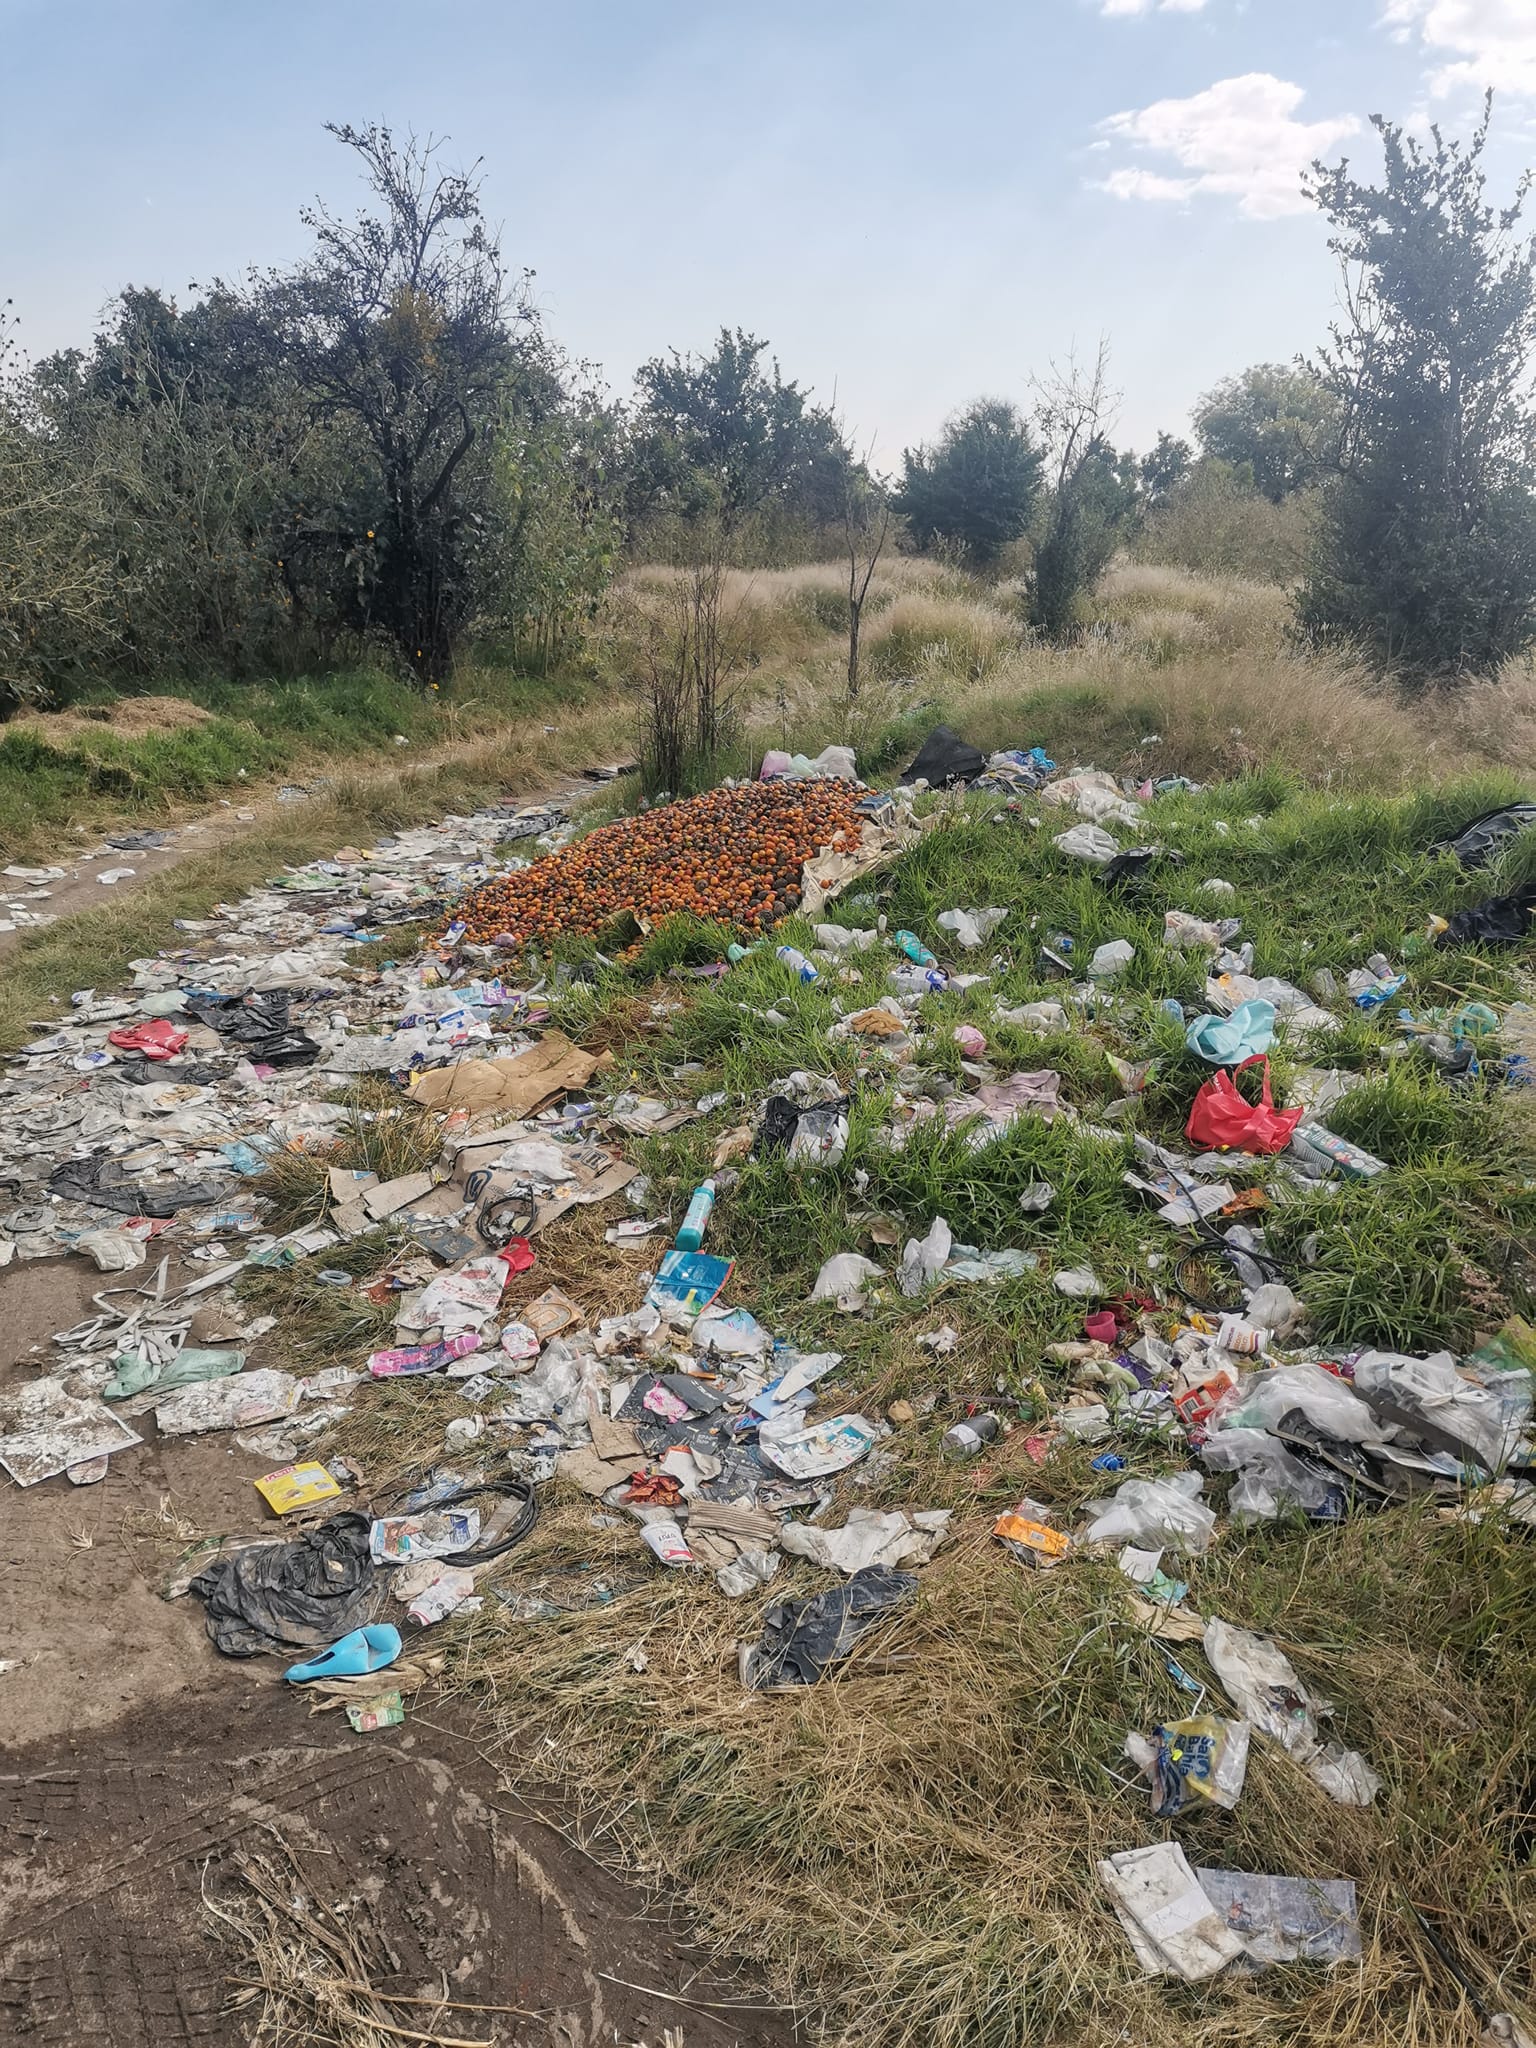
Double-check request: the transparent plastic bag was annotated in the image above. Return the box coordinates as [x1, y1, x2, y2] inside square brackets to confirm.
[1214, 1363, 1381, 1445]
[1202, 1427, 1337, 1522]
[1082, 1471, 1217, 1554]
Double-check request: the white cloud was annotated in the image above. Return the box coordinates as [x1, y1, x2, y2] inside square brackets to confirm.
[1101, 0, 1210, 14]
[1096, 73, 1361, 219]
[1381, 0, 1536, 97]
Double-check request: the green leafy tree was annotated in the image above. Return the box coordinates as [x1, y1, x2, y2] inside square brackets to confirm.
[1138, 431, 1194, 504]
[254, 122, 530, 683]
[628, 328, 851, 548]
[1193, 362, 1338, 501]
[897, 398, 1043, 566]
[1298, 98, 1536, 683]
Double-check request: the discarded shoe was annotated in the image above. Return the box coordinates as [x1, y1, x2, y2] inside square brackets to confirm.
[284, 1622, 402, 1684]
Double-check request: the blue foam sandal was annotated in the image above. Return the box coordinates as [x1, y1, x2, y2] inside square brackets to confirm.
[284, 1623, 402, 1684]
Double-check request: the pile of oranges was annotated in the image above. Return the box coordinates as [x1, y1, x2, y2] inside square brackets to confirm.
[451, 780, 867, 950]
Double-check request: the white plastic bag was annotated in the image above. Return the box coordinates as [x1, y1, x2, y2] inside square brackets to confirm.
[1054, 824, 1121, 865]
[937, 906, 1009, 950]
[1089, 940, 1135, 979]
[1082, 1471, 1217, 1554]
[1214, 1362, 1382, 1445]
[898, 1217, 952, 1297]
[1354, 1348, 1524, 1470]
[811, 1252, 884, 1309]
[1203, 1617, 1381, 1807]
[1201, 1427, 1337, 1522]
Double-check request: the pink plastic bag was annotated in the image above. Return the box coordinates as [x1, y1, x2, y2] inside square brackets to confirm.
[1185, 1056, 1303, 1156]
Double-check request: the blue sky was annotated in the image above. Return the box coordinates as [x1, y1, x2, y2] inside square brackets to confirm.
[3, 0, 1532, 457]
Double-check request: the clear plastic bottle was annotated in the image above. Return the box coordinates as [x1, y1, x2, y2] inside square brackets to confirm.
[675, 1178, 717, 1250]
[775, 945, 818, 983]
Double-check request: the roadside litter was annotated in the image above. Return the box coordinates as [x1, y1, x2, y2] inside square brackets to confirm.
[4, 727, 1532, 2040]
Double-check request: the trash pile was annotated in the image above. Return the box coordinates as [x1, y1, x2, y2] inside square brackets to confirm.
[3, 729, 1535, 2031]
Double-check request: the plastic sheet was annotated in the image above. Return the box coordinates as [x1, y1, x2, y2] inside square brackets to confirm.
[191, 1511, 382, 1657]
[742, 1564, 918, 1688]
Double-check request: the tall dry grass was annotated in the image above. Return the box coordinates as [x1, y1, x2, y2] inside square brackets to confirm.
[608, 554, 1536, 791]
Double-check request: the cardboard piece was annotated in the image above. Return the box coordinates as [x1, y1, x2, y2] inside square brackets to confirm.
[408, 1032, 612, 1115]
[364, 1172, 435, 1220]
[556, 1446, 641, 1496]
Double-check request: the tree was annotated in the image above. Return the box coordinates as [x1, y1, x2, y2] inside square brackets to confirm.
[255, 123, 530, 683]
[628, 328, 852, 548]
[896, 398, 1042, 566]
[1298, 98, 1536, 684]
[1138, 431, 1194, 504]
[32, 287, 339, 679]
[1028, 345, 1130, 642]
[0, 307, 118, 709]
[841, 465, 891, 705]
[1193, 362, 1338, 501]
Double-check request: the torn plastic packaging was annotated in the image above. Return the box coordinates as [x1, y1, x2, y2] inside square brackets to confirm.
[741, 1563, 918, 1689]
[190, 1511, 383, 1657]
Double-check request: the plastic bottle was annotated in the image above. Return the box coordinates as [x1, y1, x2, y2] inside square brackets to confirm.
[941, 1412, 1001, 1460]
[675, 1178, 717, 1251]
[775, 945, 818, 983]
[889, 965, 950, 995]
[894, 930, 937, 967]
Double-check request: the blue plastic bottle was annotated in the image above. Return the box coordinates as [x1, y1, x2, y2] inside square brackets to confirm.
[675, 1179, 717, 1251]
[894, 930, 937, 967]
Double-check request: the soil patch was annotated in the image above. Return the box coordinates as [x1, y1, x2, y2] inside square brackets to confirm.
[0, 1691, 802, 2047]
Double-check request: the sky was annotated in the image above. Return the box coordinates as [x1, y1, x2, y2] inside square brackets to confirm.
[2, 0, 1534, 459]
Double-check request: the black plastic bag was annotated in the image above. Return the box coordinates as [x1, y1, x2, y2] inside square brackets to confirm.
[185, 989, 320, 1067]
[1432, 803, 1536, 870]
[1436, 882, 1536, 948]
[1100, 845, 1185, 892]
[743, 1564, 918, 1688]
[899, 725, 985, 788]
[190, 1511, 383, 1657]
[49, 1156, 227, 1217]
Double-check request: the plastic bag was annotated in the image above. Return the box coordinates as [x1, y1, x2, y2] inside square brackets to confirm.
[1185, 1000, 1276, 1065]
[898, 1217, 952, 1297]
[787, 1107, 848, 1167]
[1186, 1055, 1303, 1154]
[1164, 911, 1225, 953]
[1353, 1348, 1525, 1470]
[811, 1252, 884, 1308]
[1054, 824, 1121, 865]
[937, 906, 1009, 950]
[1081, 1471, 1217, 1554]
[1201, 1427, 1338, 1521]
[1089, 940, 1134, 979]
[1214, 1362, 1382, 1445]
[1202, 1617, 1381, 1807]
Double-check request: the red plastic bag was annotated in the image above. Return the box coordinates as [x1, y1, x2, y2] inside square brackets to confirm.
[1185, 1055, 1303, 1156]
[107, 1019, 189, 1062]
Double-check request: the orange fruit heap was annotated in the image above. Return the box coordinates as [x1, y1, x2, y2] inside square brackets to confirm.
[450, 779, 867, 949]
